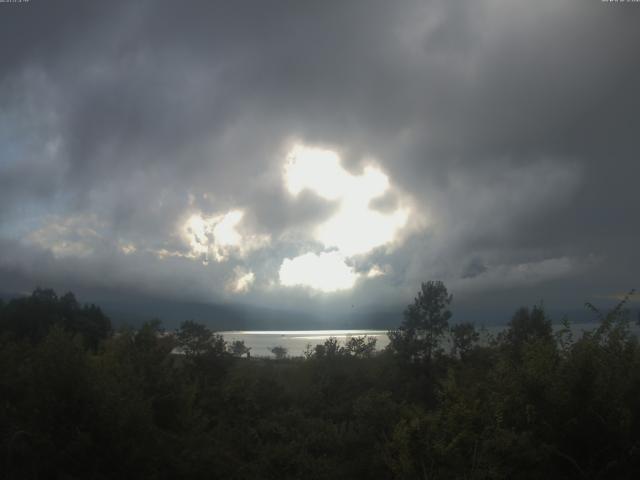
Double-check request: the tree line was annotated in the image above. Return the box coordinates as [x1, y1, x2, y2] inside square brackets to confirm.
[1, 283, 639, 479]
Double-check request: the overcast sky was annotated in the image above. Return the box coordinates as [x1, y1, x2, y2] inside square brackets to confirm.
[0, 0, 638, 322]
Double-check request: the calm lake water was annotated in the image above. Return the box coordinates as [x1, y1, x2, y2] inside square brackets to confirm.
[220, 322, 638, 358]
[221, 330, 390, 357]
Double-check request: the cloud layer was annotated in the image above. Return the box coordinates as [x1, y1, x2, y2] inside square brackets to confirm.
[1, 0, 638, 318]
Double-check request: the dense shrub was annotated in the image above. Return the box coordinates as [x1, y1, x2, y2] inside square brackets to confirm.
[1, 287, 639, 479]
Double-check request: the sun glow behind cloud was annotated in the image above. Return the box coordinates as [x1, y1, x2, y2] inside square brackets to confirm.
[284, 146, 348, 200]
[182, 209, 268, 264]
[284, 146, 409, 256]
[231, 266, 255, 293]
[280, 145, 411, 291]
[279, 251, 357, 292]
[316, 202, 408, 256]
[174, 145, 413, 294]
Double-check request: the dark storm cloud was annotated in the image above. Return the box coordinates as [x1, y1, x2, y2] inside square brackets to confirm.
[0, 0, 638, 315]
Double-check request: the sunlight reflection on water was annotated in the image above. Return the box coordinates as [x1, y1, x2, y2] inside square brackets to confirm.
[219, 322, 637, 358]
[221, 330, 389, 357]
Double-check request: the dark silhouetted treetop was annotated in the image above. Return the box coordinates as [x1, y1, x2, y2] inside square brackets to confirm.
[0, 288, 111, 348]
[229, 339, 251, 358]
[344, 335, 377, 358]
[175, 320, 226, 358]
[450, 322, 479, 359]
[313, 336, 344, 359]
[502, 304, 553, 351]
[270, 345, 288, 359]
[388, 280, 452, 362]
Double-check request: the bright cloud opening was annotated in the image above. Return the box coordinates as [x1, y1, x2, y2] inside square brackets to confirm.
[231, 267, 255, 293]
[177, 145, 411, 293]
[284, 146, 349, 200]
[279, 251, 358, 292]
[212, 210, 243, 249]
[182, 209, 268, 264]
[26, 214, 103, 258]
[279, 144, 411, 290]
[284, 145, 409, 257]
[316, 203, 408, 256]
[366, 265, 385, 278]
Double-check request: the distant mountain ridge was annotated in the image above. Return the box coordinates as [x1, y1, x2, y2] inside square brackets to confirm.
[2, 290, 617, 332]
[0, 290, 403, 331]
[98, 297, 404, 331]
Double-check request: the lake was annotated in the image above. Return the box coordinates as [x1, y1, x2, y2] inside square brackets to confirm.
[220, 322, 637, 358]
[220, 330, 390, 357]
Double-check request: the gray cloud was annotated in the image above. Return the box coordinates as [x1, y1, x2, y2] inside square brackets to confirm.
[0, 0, 638, 321]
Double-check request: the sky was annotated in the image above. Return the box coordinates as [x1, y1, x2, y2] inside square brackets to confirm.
[0, 0, 638, 326]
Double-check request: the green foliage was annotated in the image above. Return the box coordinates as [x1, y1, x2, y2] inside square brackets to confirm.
[1, 286, 639, 479]
[313, 336, 342, 358]
[176, 320, 226, 358]
[229, 339, 251, 358]
[270, 345, 288, 359]
[501, 304, 553, 353]
[306, 336, 377, 360]
[0, 288, 111, 349]
[388, 280, 452, 362]
[345, 335, 377, 358]
[450, 322, 479, 359]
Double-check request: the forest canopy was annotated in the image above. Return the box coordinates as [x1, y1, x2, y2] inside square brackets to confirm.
[1, 285, 639, 479]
